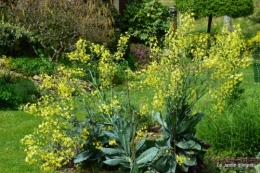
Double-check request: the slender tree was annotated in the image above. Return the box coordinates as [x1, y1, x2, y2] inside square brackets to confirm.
[176, 0, 254, 33]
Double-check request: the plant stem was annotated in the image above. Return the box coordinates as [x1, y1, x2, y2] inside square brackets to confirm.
[126, 71, 136, 162]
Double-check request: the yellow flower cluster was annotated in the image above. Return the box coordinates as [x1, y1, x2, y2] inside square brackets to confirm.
[67, 38, 91, 63]
[22, 34, 131, 171]
[67, 34, 130, 89]
[93, 141, 102, 150]
[137, 13, 252, 115]
[108, 139, 117, 146]
[139, 103, 149, 116]
[176, 154, 187, 165]
[1, 55, 11, 68]
[22, 66, 90, 171]
[250, 31, 260, 43]
[98, 96, 121, 115]
[136, 126, 148, 140]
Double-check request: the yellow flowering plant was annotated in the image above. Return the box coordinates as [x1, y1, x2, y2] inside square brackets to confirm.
[134, 14, 251, 172]
[21, 33, 132, 171]
[21, 12, 251, 172]
[21, 66, 91, 171]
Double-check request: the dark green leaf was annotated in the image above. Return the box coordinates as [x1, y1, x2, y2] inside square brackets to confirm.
[131, 163, 140, 173]
[103, 158, 128, 166]
[135, 134, 147, 152]
[136, 147, 158, 166]
[74, 150, 93, 163]
[101, 148, 125, 155]
[179, 163, 189, 172]
[176, 140, 201, 150]
[177, 119, 193, 134]
[118, 124, 131, 155]
[103, 131, 119, 141]
[184, 155, 196, 166]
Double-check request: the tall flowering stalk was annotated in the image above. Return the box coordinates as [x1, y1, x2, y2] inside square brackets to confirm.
[130, 14, 252, 172]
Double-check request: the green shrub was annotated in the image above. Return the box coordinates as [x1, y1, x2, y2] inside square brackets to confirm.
[0, 22, 36, 57]
[5, 0, 116, 61]
[0, 72, 39, 109]
[13, 77, 40, 104]
[122, 0, 171, 45]
[7, 57, 57, 76]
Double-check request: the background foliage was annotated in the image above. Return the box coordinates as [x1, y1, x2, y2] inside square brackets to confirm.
[122, 0, 171, 44]
[0, 22, 36, 57]
[4, 0, 116, 61]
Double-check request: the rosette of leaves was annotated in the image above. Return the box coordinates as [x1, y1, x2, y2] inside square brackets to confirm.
[154, 106, 209, 173]
[101, 115, 158, 173]
[75, 115, 159, 172]
[74, 117, 110, 165]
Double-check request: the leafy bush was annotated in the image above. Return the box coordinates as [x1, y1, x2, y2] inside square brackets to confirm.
[122, 0, 171, 45]
[0, 72, 39, 109]
[6, 57, 57, 76]
[0, 22, 36, 57]
[6, 0, 116, 61]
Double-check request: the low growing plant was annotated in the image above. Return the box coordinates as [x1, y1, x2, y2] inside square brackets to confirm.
[5, 56, 57, 76]
[0, 71, 38, 109]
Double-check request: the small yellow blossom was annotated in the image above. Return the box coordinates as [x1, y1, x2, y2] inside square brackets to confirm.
[176, 155, 187, 165]
[108, 139, 117, 146]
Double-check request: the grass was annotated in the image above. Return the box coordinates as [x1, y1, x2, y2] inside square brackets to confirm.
[0, 111, 42, 173]
[196, 65, 260, 158]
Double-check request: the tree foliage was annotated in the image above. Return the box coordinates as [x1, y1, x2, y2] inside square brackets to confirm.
[176, 0, 254, 19]
[176, 0, 254, 33]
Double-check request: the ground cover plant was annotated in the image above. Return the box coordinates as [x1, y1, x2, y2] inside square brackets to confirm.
[3, 56, 57, 76]
[18, 13, 252, 173]
[0, 70, 39, 109]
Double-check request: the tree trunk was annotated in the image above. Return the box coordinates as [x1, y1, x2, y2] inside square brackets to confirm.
[207, 14, 213, 33]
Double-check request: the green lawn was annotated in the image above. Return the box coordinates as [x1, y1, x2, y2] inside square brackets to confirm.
[0, 111, 42, 173]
